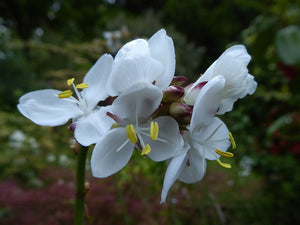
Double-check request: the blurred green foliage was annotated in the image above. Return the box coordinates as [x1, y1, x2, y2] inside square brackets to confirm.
[0, 0, 299, 224]
[276, 25, 300, 66]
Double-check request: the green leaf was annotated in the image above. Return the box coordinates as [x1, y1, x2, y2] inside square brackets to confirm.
[276, 25, 300, 66]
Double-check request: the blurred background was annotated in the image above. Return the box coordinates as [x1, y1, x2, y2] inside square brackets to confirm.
[0, 0, 299, 224]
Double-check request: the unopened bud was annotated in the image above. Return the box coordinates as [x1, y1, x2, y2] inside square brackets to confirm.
[152, 103, 169, 118]
[163, 85, 185, 103]
[169, 102, 192, 125]
[69, 137, 79, 154]
[184, 81, 207, 105]
[68, 122, 76, 131]
[85, 181, 90, 194]
[171, 76, 188, 86]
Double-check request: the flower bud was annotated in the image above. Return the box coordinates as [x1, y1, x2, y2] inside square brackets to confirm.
[68, 122, 76, 131]
[183, 81, 207, 105]
[152, 103, 169, 118]
[171, 76, 188, 86]
[69, 137, 79, 154]
[85, 181, 90, 194]
[169, 102, 192, 125]
[162, 85, 185, 103]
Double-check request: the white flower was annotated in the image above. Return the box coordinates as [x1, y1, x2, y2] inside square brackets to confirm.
[17, 54, 114, 146]
[106, 29, 176, 96]
[184, 45, 257, 114]
[161, 76, 233, 203]
[91, 83, 184, 178]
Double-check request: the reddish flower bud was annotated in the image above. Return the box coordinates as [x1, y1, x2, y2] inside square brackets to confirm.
[171, 76, 188, 86]
[169, 102, 192, 125]
[163, 85, 185, 103]
[68, 122, 76, 131]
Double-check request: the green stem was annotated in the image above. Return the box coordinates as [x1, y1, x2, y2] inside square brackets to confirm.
[74, 146, 88, 225]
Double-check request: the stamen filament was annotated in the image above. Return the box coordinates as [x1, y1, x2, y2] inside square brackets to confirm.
[126, 124, 138, 144]
[150, 121, 159, 141]
[229, 132, 236, 149]
[116, 139, 130, 152]
[72, 83, 82, 101]
[67, 78, 75, 86]
[216, 159, 231, 169]
[141, 144, 151, 156]
[136, 132, 146, 149]
[140, 130, 168, 143]
[216, 148, 234, 158]
[76, 83, 89, 89]
[58, 90, 73, 98]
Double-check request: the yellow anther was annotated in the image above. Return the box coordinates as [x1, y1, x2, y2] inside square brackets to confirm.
[76, 83, 89, 89]
[150, 121, 159, 141]
[67, 78, 75, 86]
[216, 159, 231, 169]
[58, 90, 73, 98]
[216, 148, 234, 158]
[126, 124, 137, 144]
[141, 144, 151, 156]
[229, 132, 236, 149]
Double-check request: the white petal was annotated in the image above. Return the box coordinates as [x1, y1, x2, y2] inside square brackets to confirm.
[106, 57, 163, 96]
[185, 45, 253, 106]
[178, 148, 206, 183]
[198, 62, 216, 83]
[217, 98, 235, 115]
[190, 76, 225, 132]
[161, 150, 188, 204]
[240, 73, 257, 98]
[183, 82, 206, 105]
[213, 55, 256, 114]
[184, 58, 217, 101]
[213, 54, 248, 90]
[74, 107, 114, 146]
[82, 54, 113, 110]
[190, 118, 231, 160]
[114, 39, 151, 62]
[110, 83, 162, 122]
[148, 29, 176, 90]
[220, 45, 251, 66]
[145, 116, 184, 162]
[91, 127, 134, 178]
[17, 89, 82, 126]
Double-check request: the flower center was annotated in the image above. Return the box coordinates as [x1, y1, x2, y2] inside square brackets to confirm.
[125, 121, 159, 156]
[58, 78, 89, 114]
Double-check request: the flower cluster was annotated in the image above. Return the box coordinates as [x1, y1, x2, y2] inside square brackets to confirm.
[17, 29, 257, 203]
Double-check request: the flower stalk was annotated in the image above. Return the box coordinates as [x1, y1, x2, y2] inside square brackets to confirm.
[74, 146, 88, 225]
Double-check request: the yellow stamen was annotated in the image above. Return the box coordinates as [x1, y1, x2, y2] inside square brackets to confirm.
[67, 78, 75, 86]
[141, 144, 151, 156]
[126, 124, 137, 144]
[216, 159, 231, 169]
[150, 121, 159, 141]
[229, 132, 236, 149]
[216, 148, 234, 158]
[58, 90, 73, 98]
[76, 83, 89, 89]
